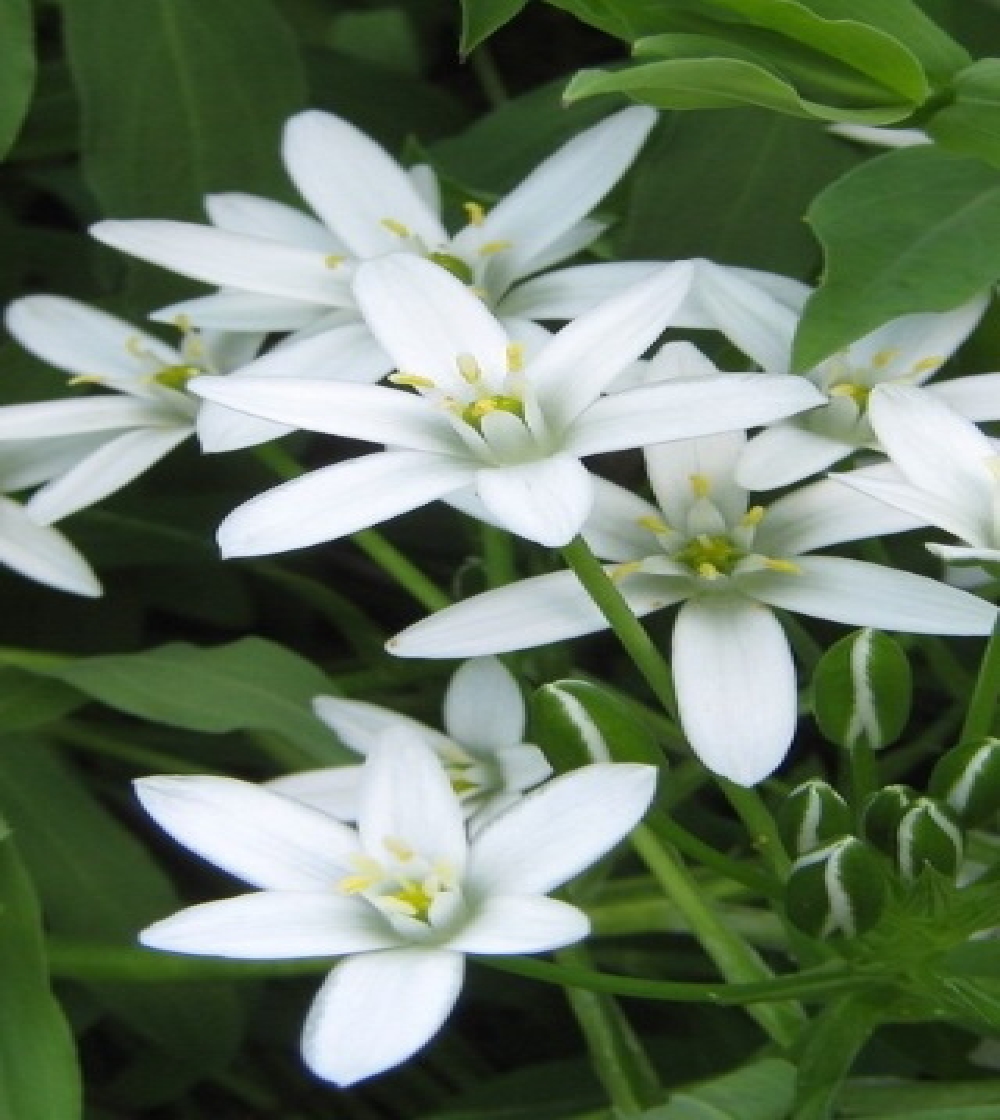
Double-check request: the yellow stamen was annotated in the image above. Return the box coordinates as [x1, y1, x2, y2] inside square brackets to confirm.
[456, 353, 484, 384]
[872, 348, 899, 369]
[172, 314, 192, 331]
[463, 201, 486, 226]
[764, 558, 801, 574]
[478, 240, 512, 256]
[610, 560, 643, 582]
[383, 836, 413, 861]
[152, 364, 200, 391]
[740, 506, 766, 528]
[324, 254, 346, 269]
[381, 218, 411, 238]
[428, 252, 474, 284]
[68, 374, 105, 387]
[913, 356, 943, 375]
[505, 342, 525, 374]
[125, 335, 146, 358]
[697, 562, 721, 580]
[689, 473, 711, 499]
[638, 514, 670, 534]
[389, 372, 436, 388]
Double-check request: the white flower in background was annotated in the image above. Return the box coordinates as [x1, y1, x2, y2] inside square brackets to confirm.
[831, 385, 1000, 569]
[90, 107, 661, 370]
[270, 657, 551, 830]
[389, 347, 997, 786]
[688, 273, 992, 489]
[136, 732, 656, 1085]
[190, 254, 823, 552]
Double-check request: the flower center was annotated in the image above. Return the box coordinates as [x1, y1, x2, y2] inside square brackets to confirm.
[674, 533, 743, 579]
[828, 380, 871, 409]
[338, 839, 458, 927]
[152, 363, 201, 391]
[428, 252, 475, 285]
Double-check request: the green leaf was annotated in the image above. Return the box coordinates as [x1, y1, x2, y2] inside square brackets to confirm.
[460, 0, 530, 54]
[0, 0, 36, 159]
[46, 638, 348, 764]
[0, 666, 84, 731]
[642, 1058, 796, 1119]
[794, 146, 1000, 368]
[928, 59, 1000, 170]
[0, 818, 81, 1120]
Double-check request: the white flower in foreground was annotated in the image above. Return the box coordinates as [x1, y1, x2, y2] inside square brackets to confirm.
[90, 107, 661, 357]
[190, 254, 823, 552]
[692, 275, 992, 489]
[136, 733, 656, 1085]
[270, 657, 551, 830]
[831, 385, 1000, 569]
[389, 349, 996, 786]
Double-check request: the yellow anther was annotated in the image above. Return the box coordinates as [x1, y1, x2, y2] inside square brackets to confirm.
[125, 335, 146, 358]
[506, 342, 525, 374]
[152, 364, 200, 391]
[339, 873, 377, 895]
[610, 561, 643, 582]
[689, 473, 712, 499]
[740, 506, 766, 527]
[697, 562, 722, 580]
[912, 356, 943, 374]
[463, 201, 486, 226]
[986, 455, 1000, 480]
[389, 372, 436, 389]
[478, 240, 513, 256]
[456, 353, 484, 384]
[381, 218, 411, 238]
[638, 514, 670, 534]
[428, 252, 474, 284]
[451, 776, 479, 795]
[829, 382, 869, 407]
[383, 836, 414, 862]
[324, 254, 346, 269]
[172, 314, 192, 331]
[764, 558, 802, 575]
[68, 374, 105, 387]
[872, 348, 899, 369]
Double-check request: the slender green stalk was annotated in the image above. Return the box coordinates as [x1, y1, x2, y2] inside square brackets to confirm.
[847, 740, 879, 815]
[54, 722, 210, 774]
[481, 523, 518, 588]
[719, 779, 792, 878]
[468, 44, 509, 107]
[960, 614, 1000, 742]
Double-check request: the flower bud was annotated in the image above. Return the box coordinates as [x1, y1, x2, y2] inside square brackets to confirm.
[929, 737, 1000, 827]
[860, 784, 918, 854]
[784, 836, 885, 939]
[777, 780, 852, 857]
[897, 798, 964, 882]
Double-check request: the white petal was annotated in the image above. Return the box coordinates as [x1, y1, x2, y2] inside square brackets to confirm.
[745, 555, 998, 635]
[736, 421, 853, 491]
[0, 396, 176, 440]
[353, 254, 510, 387]
[513, 217, 606, 277]
[0, 433, 108, 493]
[583, 475, 662, 562]
[140, 891, 399, 958]
[134, 775, 360, 889]
[644, 429, 747, 527]
[312, 695, 437, 756]
[468, 763, 656, 894]
[0, 497, 101, 597]
[196, 402, 293, 454]
[498, 261, 666, 320]
[389, 567, 688, 658]
[672, 596, 797, 786]
[928, 373, 1000, 422]
[205, 191, 345, 251]
[217, 450, 472, 557]
[236, 323, 391, 383]
[153, 291, 327, 332]
[283, 111, 446, 257]
[267, 766, 363, 819]
[358, 728, 467, 872]
[444, 657, 525, 751]
[301, 949, 464, 1086]
[530, 261, 695, 426]
[449, 895, 588, 954]
[846, 298, 987, 379]
[569, 373, 824, 457]
[27, 426, 191, 525]
[91, 220, 353, 306]
[475, 454, 593, 547]
[5, 296, 180, 379]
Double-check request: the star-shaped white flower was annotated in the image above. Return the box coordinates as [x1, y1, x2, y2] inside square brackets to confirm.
[136, 732, 656, 1085]
[189, 254, 823, 552]
[389, 347, 997, 786]
[269, 657, 551, 830]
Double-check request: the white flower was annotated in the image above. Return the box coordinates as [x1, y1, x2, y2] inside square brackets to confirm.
[189, 254, 823, 552]
[269, 657, 551, 830]
[136, 732, 656, 1085]
[388, 348, 997, 786]
[831, 384, 1000, 569]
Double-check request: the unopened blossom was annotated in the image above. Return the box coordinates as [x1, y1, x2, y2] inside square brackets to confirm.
[190, 254, 823, 552]
[390, 347, 996, 786]
[270, 657, 550, 830]
[136, 732, 656, 1085]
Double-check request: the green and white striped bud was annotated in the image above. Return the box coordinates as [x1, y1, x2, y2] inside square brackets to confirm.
[860, 784, 919, 855]
[785, 836, 885, 939]
[929, 737, 1000, 827]
[777, 780, 852, 857]
[897, 798, 964, 883]
[812, 628, 911, 752]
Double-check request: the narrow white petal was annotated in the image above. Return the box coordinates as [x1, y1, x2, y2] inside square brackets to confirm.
[5, 296, 179, 379]
[644, 429, 747, 526]
[498, 261, 666, 320]
[449, 895, 588, 954]
[233, 323, 392, 384]
[672, 597, 796, 785]
[133, 775, 360, 889]
[217, 451, 472, 557]
[468, 763, 656, 894]
[301, 949, 464, 1086]
[196, 403, 293, 454]
[389, 567, 688, 658]
[928, 373, 1000, 422]
[0, 433, 108, 493]
[583, 476, 662, 562]
[205, 191, 344, 251]
[475, 454, 593, 547]
[0, 397, 175, 440]
[0, 497, 101, 597]
[444, 657, 525, 751]
[267, 766, 363, 820]
[569, 374, 824, 457]
[26, 425, 191, 524]
[283, 110, 447, 258]
[736, 421, 853, 491]
[353, 255, 509, 386]
[140, 892, 398, 958]
[745, 555, 998, 635]
[91, 221, 353, 306]
[512, 217, 606, 277]
[847, 298, 987, 377]
[153, 291, 327, 332]
[358, 728, 467, 872]
[312, 695, 436, 756]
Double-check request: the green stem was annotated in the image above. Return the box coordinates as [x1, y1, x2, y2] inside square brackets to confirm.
[792, 993, 880, 1120]
[960, 614, 1000, 742]
[719, 779, 792, 878]
[54, 721, 210, 774]
[481, 523, 518, 589]
[468, 44, 508, 107]
[847, 740, 879, 816]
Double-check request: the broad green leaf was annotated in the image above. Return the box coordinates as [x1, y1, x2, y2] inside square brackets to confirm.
[0, 817, 81, 1120]
[46, 638, 348, 764]
[794, 995, 882, 1120]
[943, 939, 1000, 978]
[642, 1058, 795, 1119]
[0, 739, 243, 1071]
[928, 59, 1000, 170]
[460, 0, 530, 54]
[794, 146, 1000, 368]
[840, 1077, 1000, 1116]
[0, 666, 84, 730]
[0, 0, 36, 159]
[617, 108, 862, 275]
